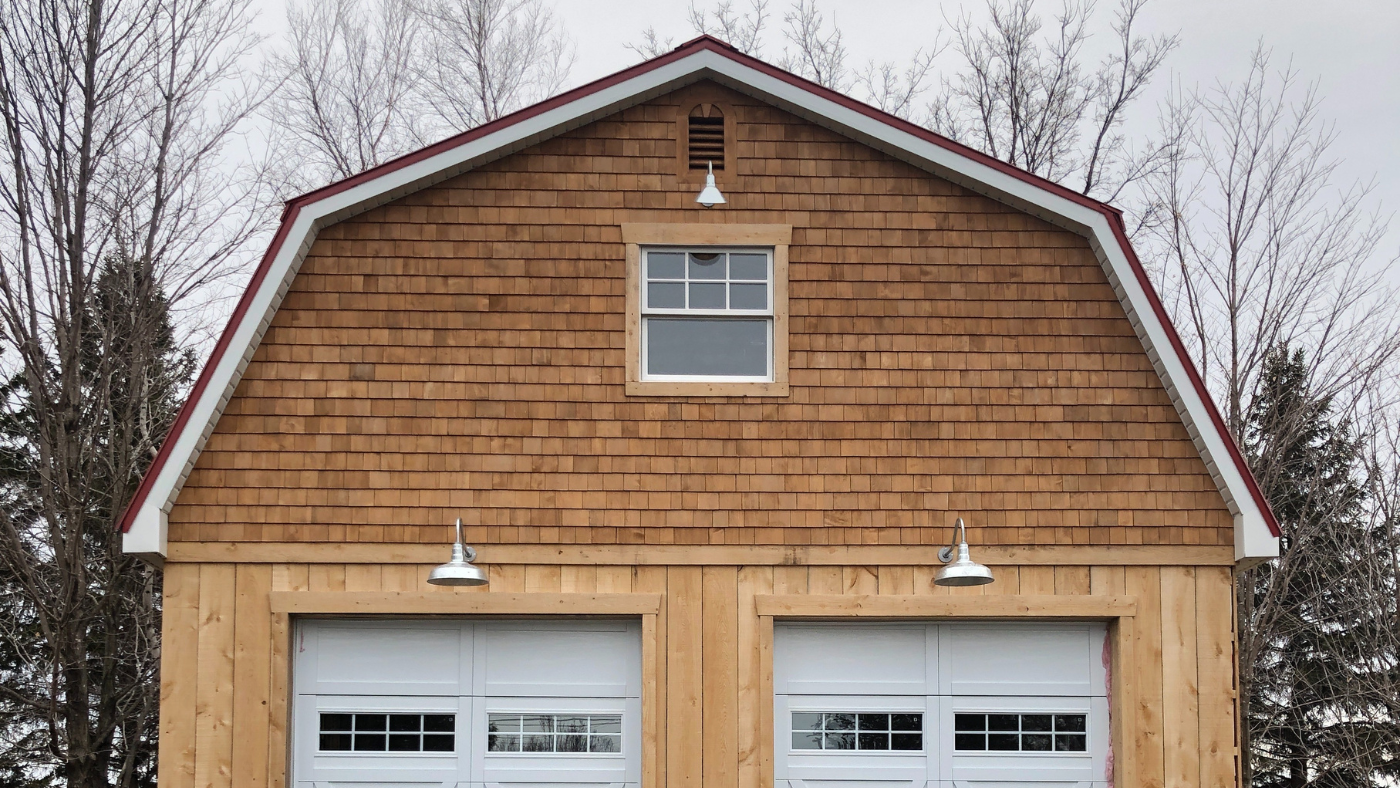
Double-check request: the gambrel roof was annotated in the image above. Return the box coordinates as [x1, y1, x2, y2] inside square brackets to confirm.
[121, 36, 1280, 562]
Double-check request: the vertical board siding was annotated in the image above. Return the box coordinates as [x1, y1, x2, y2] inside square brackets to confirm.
[161, 561, 1233, 788]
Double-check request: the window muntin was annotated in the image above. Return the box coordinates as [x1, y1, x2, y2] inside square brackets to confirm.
[318, 712, 455, 753]
[641, 248, 773, 382]
[790, 712, 923, 752]
[487, 713, 622, 754]
[953, 713, 1087, 753]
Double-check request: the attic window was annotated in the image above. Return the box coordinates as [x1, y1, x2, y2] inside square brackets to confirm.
[688, 104, 725, 170]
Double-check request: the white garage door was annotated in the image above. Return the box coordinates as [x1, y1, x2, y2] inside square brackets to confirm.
[292, 619, 642, 788]
[774, 622, 1110, 788]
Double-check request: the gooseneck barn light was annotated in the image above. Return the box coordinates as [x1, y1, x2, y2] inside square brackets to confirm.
[695, 161, 726, 207]
[935, 517, 995, 587]
[427, 518, 489, 586]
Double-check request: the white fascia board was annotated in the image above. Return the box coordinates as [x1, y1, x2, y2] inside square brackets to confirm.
[124, 47, 1279, 563]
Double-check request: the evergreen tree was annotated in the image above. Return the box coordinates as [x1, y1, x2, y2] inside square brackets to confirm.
[1240, 347, 1400, 787]
[0, 255, 194, 788]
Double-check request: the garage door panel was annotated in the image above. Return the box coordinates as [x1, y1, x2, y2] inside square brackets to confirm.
[774, 624, 934, 695]
[294, 694, 467, 787]
[301, 621, 469, 696]
[937, 625, 1104, 697]
[782, 779, 927, 788]
[475, 621, 640, 698]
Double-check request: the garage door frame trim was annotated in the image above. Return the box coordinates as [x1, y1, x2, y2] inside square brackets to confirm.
[265, 592, 663, 788]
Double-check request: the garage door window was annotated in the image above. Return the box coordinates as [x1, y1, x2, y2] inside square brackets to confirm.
[791, 712, 923, 751]
[953, 713, 1087, 752]
[318, 712, 455, 752]
[487, 713, 623, 754]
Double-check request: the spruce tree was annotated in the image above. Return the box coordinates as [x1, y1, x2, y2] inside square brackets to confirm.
[1240, 347, 1400, 787]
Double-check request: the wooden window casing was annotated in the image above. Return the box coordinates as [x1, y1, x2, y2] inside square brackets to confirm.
[622, 223, 791, 397]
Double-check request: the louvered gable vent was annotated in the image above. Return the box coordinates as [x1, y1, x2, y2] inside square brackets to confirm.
[688, 104, 725, 170]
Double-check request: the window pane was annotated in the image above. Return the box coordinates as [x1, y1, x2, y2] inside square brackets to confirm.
[556, 716, 589, 734]
[729, 253, 767, 280]
[689, 282, 726, 309]
[858, 733, 889, 750]
[354, 734, 386, 751]
[521, 716, 553, 733]
[424, 715, 455, 732]
[954, 733, 985, 751]
[356, 715, 387, 732]
[728, 283, 767, 309]
[389, 734, 419, 751]
[590, 734, 622, 753]
[591, 716, 621, 734]
[1056, 734, 1087, 752]
[320, 714, 353, 732]
[647, 252, 684, 279]
[423, 734, 454, 752]
[320, 733, 352, 751]
[522, 734, 553, 752]
[557, 734, 587, 753]
[891, 733, 923, 751]
[858, 714, 889, 731]
[792, 731, 823, 750]
[824, 732, 855, 750]
[688, 252, 725, 279]
[1055, 714, 1087, 732]
[988, 714, 1020, 732]
[390, 715, 421, 732]
[488, 734, 520, 752]
[988, 734, 1019, 751]
[824, 714, 855, 731]
[1022, 714, 1052, 732]
[648, 282, 684, 308]
[1023, 734, 1052, 751]
[891, 714, 922, 732]
[646, 318, 768, 378]
[488, 714, 519, 733]
[954, 714, 985, 732]
[791, 713, 823, 731]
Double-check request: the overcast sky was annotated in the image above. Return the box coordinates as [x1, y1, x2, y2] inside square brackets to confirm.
[550, 0, 1399, 263]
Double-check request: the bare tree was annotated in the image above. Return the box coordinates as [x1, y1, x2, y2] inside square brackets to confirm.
[929, 0, 1178, 201]
[1141, 49, 1400, 786]
[0, 0, 270, 785]
[777, 0, 849, 90]
[415, 0, 574, 134]
[690, 0, 769, 54]
[265, 0, 423, 186]
[1142, 49, 1399, 437]
[266, 0, 573, 191]
[628, 0, 935, 119]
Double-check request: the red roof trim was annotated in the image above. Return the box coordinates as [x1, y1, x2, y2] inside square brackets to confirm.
[119, 34, 1279, 538]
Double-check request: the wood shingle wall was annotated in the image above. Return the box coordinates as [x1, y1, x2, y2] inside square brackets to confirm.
[167, 82, 1233, 547]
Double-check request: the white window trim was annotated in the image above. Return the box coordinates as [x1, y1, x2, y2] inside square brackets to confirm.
[640, 246, 775, 383]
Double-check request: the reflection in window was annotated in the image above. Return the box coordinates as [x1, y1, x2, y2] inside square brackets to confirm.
[953, 713, 1086, 753]
[318, 712, 454, 752]
[487, 714, 622, 754]
[791, 712, 923, 751]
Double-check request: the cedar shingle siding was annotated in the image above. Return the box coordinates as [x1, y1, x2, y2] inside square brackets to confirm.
[170, 83, 1232, 547]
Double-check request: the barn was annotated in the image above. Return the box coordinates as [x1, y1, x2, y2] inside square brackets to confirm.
[122, 36, 1279, 788]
